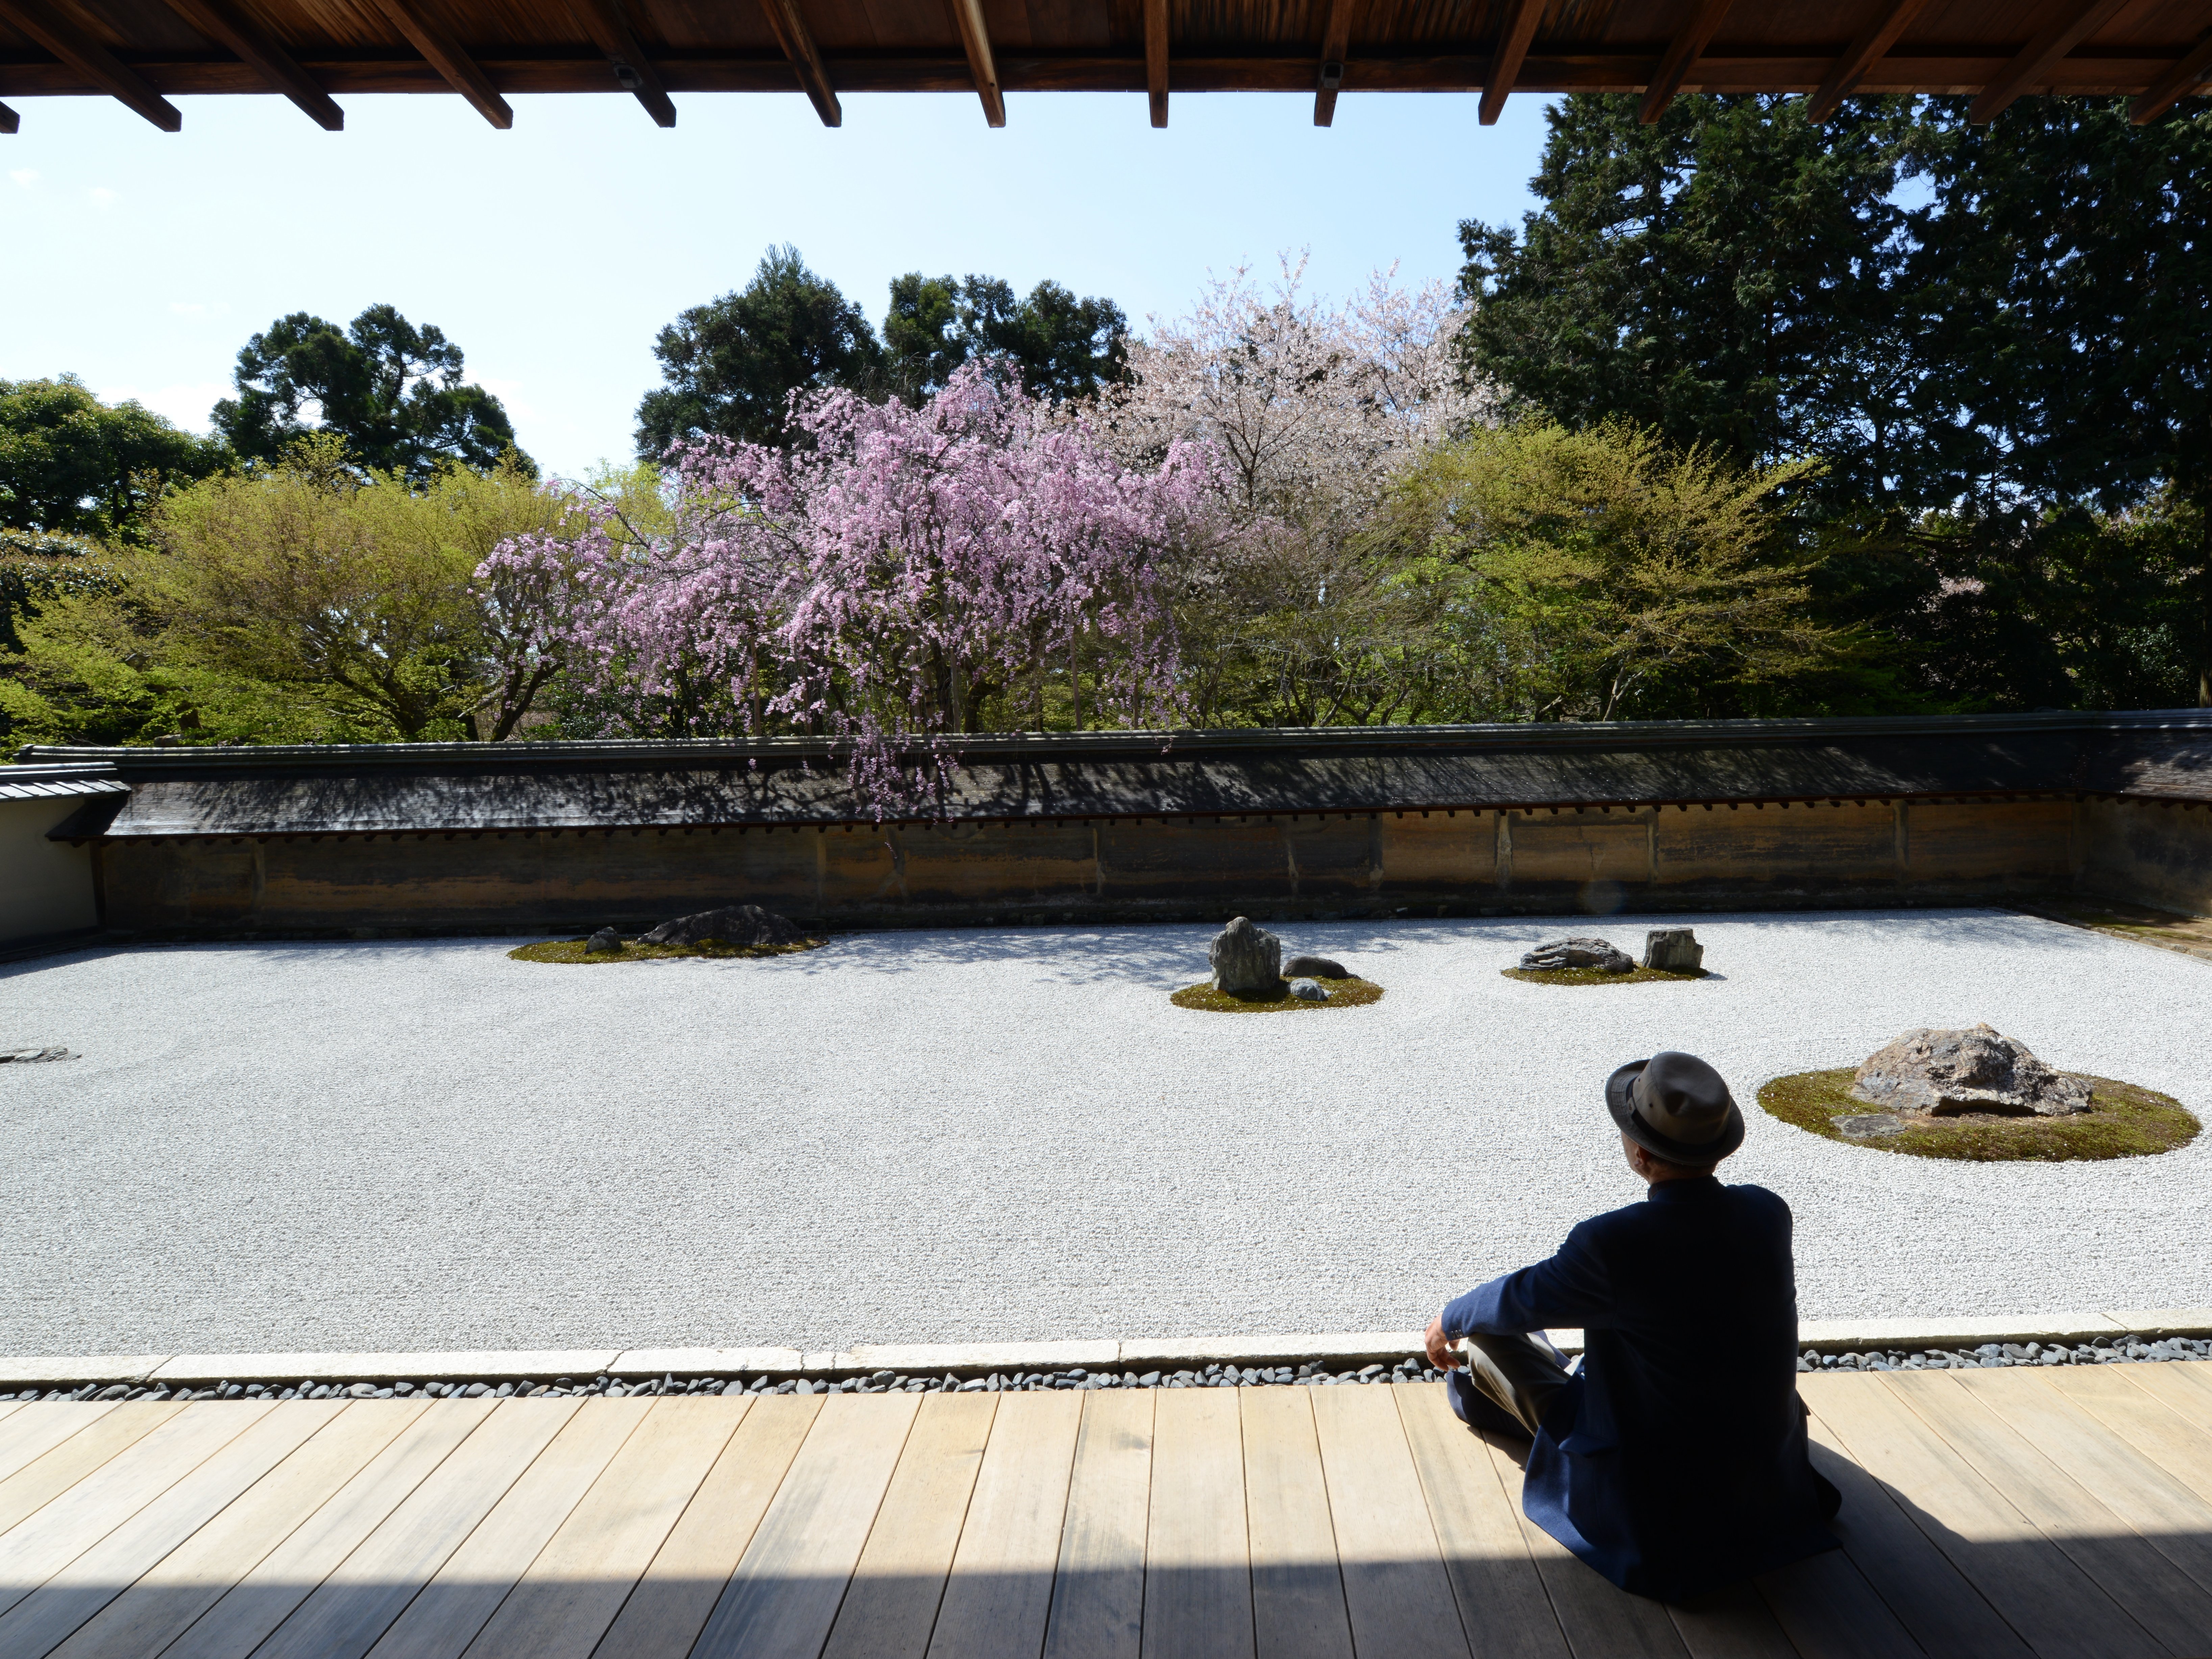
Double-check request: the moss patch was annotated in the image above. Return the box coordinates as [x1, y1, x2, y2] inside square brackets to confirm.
[1170, 977, 1385, 1013]
[1757, 1067, 2199, 1162]
[1500, 966, 1708, 986]
[508, 936, 827, 964]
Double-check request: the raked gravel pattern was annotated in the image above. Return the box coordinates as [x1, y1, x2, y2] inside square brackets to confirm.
[2, 909, 2208, 1357]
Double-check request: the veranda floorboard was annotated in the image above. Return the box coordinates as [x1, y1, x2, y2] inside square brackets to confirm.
[1142, 1388, 1252, 1659]
[1042, 1389, 1153, 1659]
[686, 1391, 920, 1659]
[0, 1399, 344, 1659]
[1663, 1580, 1802, 1659]
[48, 1401, 425, 1659]
[1747, 1546, 1926, 1659]
[587, 1394, 819, 1659]
[1800, 1373, 2159, 1659]
[1391, 1385, 1570, 1659]
[822, 1391, 997, 1659]
[459, 1396, 741, 1659]
[1884, 1370, 2212, 1651]
[1238, 1388, 1353, 1659]
[0, 1403, 183, 1538]
[2047, 1366, 2212, 1512]
[924, 1390, 1083, 1659]
[2116, 1362, 2212, 1441]
[0, 1405, 121, 1486]
[1308, 1384, 1467, 1659]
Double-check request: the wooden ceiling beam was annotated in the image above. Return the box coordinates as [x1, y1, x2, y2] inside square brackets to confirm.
[0, 0, 182, 129]
[756, 0, 840, 126]
[1968, 0, 2134, 123]
[1806, 0, 1927, 122]
[1638, 0, 1734, 123]
[1145, 0, 1167, 127]
[369, 0, 512, 126]
[945, 0, 1003, 126]
[0, 99, 17, 132]
[1313, 0, 1354, 127]
[160, 0, 342, 129]
[1479, 0, 1547, 125]
[2131, 31, 2212, 122]
[566, 0, 674, 126]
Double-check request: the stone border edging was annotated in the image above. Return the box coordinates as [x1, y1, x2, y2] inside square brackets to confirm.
[4, 1309, 2208, 1389]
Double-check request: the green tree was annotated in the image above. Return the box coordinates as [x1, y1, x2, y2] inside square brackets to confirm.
[883, 273, 1128, 402]
[0, 375, 223, 541]
[635, 245, 885, 454]
[213, 304, 530, 482]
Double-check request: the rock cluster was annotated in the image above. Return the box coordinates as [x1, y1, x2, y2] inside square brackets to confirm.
[1519, 936, 1633, 974]
[1641, 928, 1703, 972]
[1208, 917, 1283, 993]
[640, 904, 808, 949]
[1851, 1023, 2092, 1118]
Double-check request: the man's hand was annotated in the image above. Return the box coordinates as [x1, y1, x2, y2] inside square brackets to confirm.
[1425, 1314, 1461, 1371]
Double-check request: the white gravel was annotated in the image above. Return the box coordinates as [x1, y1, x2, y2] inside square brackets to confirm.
[2, 909, 2208, 1358]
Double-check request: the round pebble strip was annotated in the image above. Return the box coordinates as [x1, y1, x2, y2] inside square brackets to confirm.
[11, 1336, 2210, 1402]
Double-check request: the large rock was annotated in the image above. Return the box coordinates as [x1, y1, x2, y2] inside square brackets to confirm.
[640, 904, 808, 949]
[1282, 954, 1350, 980]
[1519, 936, 1633, 974]
[1851, 1023, 2092, 1117]
[1642, 928, 1703, 972]
[1209, 917, 1283, 994]
[584, 927, 623, 954]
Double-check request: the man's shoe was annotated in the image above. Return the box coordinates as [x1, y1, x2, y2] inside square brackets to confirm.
[1445, 1368, 1532, 1440]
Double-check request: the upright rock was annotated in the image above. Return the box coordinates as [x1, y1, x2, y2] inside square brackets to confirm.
[1851, 1024, 2092, 1117]
[640, 904, 808, 949]
[1519, 937, 1634, 974]
[584, 927, 623, 954]
[1642, 928, 1703, 972]
[1209, 917, 1284, 994]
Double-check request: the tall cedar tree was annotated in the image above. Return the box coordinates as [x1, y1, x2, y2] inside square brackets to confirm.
[882, 274, 1128, 402]
[214, 304, 529, 482]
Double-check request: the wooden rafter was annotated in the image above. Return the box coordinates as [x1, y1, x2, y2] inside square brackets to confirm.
[945, 0, 1004, 126]
[1968, 0, 2133, 123]
[0, 99, 18, 132]
[2131, 31, 2212, 123]
[1313, 0, 1354, 127]
[1807, 0, 1928, 122]
[369, 0, 512, 126]
[160, 0, 342, 129]
[756, 0, 841, 126]
[1479, 0, 1547, 125]
[1145, 0, 1167, 127]
[1638, 0, 1734, 123]
[566, 0, 674, 126]
[0, 0, 182, 129]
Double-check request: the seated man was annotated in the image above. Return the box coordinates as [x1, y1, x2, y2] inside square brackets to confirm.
[1424, 1050, 1842, 1602]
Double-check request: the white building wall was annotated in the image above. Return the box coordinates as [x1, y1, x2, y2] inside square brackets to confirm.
[0, 797, 99, 945]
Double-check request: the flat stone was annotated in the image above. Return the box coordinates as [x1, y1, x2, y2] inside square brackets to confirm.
[1852, 1023, 2092, 1117]
[1208, 917, 1283, 995]
[1, 1046, 73, 1063]
[611, 1347, 804, 1377]
[1641, 928, 1703, 973]
[1518, 937, 1633, 974]
[639, 905, 807, 949]
[0, 1355, 168, 1386]
[1281, 954, 1349, 980]
[1288, 978, 1327, 1003]
[1833, 1112, 1906, 1139]
[149, 1348, 622, 1384]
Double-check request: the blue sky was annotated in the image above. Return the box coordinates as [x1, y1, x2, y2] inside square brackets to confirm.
[2, 88, 1552, 478]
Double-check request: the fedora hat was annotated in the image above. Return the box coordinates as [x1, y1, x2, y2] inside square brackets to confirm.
[1606, 1051, 1745, 1165]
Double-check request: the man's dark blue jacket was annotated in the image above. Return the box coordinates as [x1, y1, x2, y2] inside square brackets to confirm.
[1439, 1177, 1839, 1601]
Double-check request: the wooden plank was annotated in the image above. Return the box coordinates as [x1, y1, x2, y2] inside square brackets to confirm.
[1639, 0, 1735, 123]
[945, 0, 1004, 125]
[754, 0, 840, 125]
[0, 1400, 343, 1659]
[823, 1392, 996, 1659]
[1043, 1389, 1153, 1659]
[1309, 1384, 1467, 1659]
[1312, 0, 1354, 126]
[1801, 1407, 2029, 1659]
[1482, 1437, 1688, 1658]
[1392, 1385, 1568, 1659]
[1887, 1370, 2212, 1650]
[0, 1406, 123, 1487]
[49, 1401, 426, 1659]
[151, 1397, 498, 1659]
[366, 0, 513, 126]
[1968, 0, 2134, 122]
[1143, 0, 1166, 126]
[1957, 1368, 2212, 1600]
[0, 1403, 188, 1545]
[2048, 1365, 2212, 1511]
[564, 0, 676, 125]
[1479, 0, 1548, 124]
[2119, 1358, 2212, 1426]
[924, 1389, 1081, 1659]
[0, 0, 181, 128]
[158, 0, 344, 127]
[359, 1396, 656, 1659]
[1806, 0, 1929, 120]
[2132, 33, 2212, 122]
[1236, 1389, 1351, 1659]
[243, 1399, 580, 1659]
[1749, 1546, 1926, 1659]
[458, 1396, 741, 1659]
[0, 1401, 24, 1430]
[1142, 1387, 1251, 1659]
[1665, 1580, 1807, 1659]
[689, 1391, 922, 1659]
[587, 1394, 819, 1659]
[1801, 1373, 2156, 1659]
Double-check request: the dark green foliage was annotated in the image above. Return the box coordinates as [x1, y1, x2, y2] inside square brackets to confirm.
[0, 375, 223, 541]
[213, 304, 529, 482]
[883, 273, 1128, 402]
[635, 245, 885, 454]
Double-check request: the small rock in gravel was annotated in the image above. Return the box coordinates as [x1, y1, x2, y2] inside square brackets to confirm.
[584, 927, 623, 954]
[1, 1046, 73, 1063]
[1518, 937, 1633, 974]
[1288, 978, 1328, 1003]
[1282, 955, 1350, 980]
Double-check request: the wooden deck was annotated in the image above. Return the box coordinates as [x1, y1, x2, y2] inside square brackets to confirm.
[1, 1364, 2210, 1658]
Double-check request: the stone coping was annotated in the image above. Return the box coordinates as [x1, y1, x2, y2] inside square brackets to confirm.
[5, 1309, 2209, 1387]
